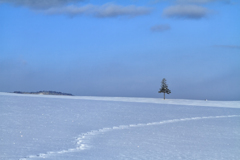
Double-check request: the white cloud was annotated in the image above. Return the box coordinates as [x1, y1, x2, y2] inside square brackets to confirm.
[163, 4, 210, 19]
[176, 0, 232, 4]
[93, 4, 151, 18]
[176, 0, 216, 3]
[0, 0, 151, 18]
[44, 5, 93, 16]
[151, 24, 171, 32]
[0, 0, 83, 9]
[152, 0, 232, 4]
[45, 4, 152, 18]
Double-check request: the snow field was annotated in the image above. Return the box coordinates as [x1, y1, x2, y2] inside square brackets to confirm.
[0, 92, 240, 160]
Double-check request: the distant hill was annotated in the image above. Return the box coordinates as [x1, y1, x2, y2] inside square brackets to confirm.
[13, 91, 73, 96]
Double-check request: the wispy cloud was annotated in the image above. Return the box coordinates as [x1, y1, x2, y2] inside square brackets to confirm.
[0, 0, 152, 18]
[154, 0, 233, 20]
[44, 4, 152, 18]
[176, 0, 232, 4]
[163, 4, 210, 19]
[152, 0, 232, 4]
[151, 24, 171, 32]
[0, 0, 83, 9]
[213, 45, 240, 49]
[93, 4, 151, 18]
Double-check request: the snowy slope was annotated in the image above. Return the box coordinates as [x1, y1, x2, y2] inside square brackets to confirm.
[0, 92, 240, 160]
[1, 92, 239, 108]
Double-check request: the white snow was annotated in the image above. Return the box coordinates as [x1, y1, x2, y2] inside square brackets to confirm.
[1, 92, 239, 108]
[0, 92, 240, 160]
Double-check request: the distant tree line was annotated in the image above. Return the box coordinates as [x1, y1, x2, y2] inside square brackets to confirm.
[13, 91, 73, 96]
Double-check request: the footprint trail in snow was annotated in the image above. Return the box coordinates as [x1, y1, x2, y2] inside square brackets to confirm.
[19, 115, 240, 160]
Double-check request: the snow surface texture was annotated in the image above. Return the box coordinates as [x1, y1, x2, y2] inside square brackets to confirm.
[0, 92, 240, 160]
[1, 92, 240, 108]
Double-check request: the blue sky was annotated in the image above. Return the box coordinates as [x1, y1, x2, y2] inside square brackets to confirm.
[0, 0, 239, 100]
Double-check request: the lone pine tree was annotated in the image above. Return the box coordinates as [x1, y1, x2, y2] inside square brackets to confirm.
[158, 78, 171, 100]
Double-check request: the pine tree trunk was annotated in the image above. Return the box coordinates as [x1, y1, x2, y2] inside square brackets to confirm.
[164, 92, 165, 100]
